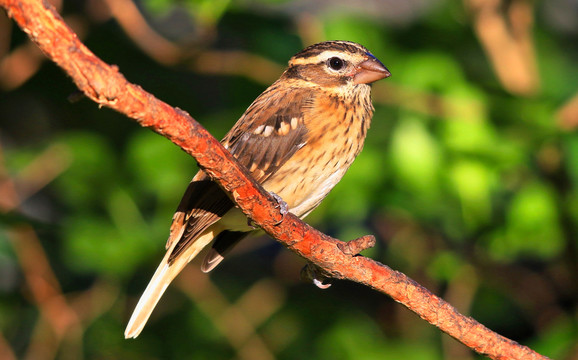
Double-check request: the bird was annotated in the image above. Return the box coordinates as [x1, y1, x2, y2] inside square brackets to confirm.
[125, 40, 390, 338]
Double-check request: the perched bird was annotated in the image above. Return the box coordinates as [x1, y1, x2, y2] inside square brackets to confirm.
[125, 40, 390, 338]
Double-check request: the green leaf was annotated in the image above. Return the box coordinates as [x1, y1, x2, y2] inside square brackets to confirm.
[126, 131, 195, 202]
[395, 52, 465, 91]
[448, 160, 494, 229]
[486, 182, 563, 261]
[390, 116, 441, 196]
[427, 250, 466, 281]
[53, 132, 117, 208]
[317, 315, 438, 360]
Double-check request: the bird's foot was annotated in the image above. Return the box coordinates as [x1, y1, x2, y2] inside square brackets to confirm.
[270, 191, 288, 225]
[247, 218, 257, 229]
[301, 262, 332, 289]
[246, 192, 288, 228]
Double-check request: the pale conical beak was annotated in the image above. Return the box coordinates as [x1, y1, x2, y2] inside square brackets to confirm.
[353, 54, 391, 85]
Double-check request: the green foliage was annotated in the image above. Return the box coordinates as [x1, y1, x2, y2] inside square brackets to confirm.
[317, 315, 439, 360]
[126, 131, 195, 202]
[532, 318, 578, 360]
[486, 181, 564, 261]
[54, 132, 118, 209]
[390, 116, 441, 197]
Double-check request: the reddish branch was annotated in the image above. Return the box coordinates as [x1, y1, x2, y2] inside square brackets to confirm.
[0, 1, 548, 359]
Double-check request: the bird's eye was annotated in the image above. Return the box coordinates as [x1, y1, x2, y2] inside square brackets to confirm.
[328, 57, 345, 71]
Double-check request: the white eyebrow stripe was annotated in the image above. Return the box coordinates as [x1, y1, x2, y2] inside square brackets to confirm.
[290, 50, 360, 65]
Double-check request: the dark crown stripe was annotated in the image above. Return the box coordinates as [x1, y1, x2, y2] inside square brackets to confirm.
[292, 41, 368, 60]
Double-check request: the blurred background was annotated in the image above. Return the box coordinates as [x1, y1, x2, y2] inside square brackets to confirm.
[1, 0, 577, 359]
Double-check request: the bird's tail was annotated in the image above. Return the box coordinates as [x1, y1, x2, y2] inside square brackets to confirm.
[124, 226, 220, 339]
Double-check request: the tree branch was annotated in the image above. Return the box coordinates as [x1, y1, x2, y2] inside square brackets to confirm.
[0, 1, 548, 359]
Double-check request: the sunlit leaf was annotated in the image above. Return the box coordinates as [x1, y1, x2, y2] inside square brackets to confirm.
[390, 115, 441, 196]
[448, 159, 494, 229]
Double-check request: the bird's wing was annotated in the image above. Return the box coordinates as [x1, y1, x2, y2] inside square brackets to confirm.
[166, 173, 232, 261]
[166, 84, 312, 262]
[221, 83, 312, 183]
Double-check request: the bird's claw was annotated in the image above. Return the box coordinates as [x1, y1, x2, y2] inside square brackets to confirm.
[247, 218, 257, 229]
[270, 191, 288, 225]
[301, 262, 333, 289]
[245, 192, 288, 228]
[312, 278, 332, 289]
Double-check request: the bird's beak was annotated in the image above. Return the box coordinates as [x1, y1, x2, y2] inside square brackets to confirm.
[353, 54, 391, 85]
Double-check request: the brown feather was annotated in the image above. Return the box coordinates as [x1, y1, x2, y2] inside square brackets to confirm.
[167, 173, 233, 263]
[167, 83, 312, 263]
[201, 231, 249, 273]
[222, 83, 312, 183]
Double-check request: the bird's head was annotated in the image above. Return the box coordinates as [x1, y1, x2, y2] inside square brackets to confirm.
[284, 40, 391, 88]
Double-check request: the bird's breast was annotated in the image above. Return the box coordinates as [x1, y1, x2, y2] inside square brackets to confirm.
[262, 91, 373, 218]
